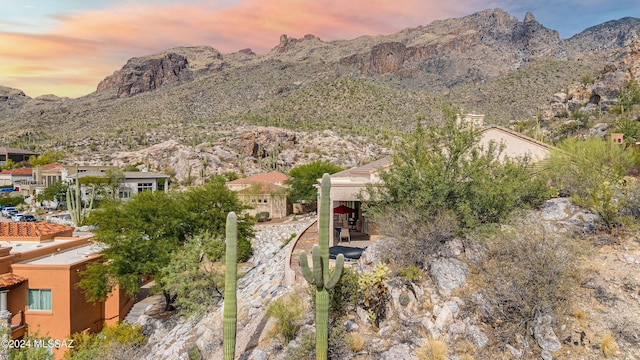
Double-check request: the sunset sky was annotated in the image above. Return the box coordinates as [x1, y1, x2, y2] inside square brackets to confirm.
[1, 0, 639, 98]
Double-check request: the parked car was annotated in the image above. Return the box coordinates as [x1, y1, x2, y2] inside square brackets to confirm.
[1, 207, 17, 217]
[5, 209, 18, 219]
[11, 213, 25, 222]
[21, 214, 37, 222]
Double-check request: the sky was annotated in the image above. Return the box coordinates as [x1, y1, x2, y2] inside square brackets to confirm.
[1, 0, 639, 98]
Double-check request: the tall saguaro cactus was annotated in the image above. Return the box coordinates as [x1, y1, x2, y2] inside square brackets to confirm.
[299, 174, 345, 360]
[223, 212, 238, 360]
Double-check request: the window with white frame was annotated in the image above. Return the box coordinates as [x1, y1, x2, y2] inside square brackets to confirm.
[137, 182, 153, 192]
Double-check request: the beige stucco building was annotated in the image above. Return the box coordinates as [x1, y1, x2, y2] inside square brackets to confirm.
[226, 171, 292, 219]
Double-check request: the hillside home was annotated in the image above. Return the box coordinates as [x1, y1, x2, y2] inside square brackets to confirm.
[320, 115, 553, 245]
[226, 171, 292, 219]
[0, 168, 32, 187]
[0, 222, 132, 357]
[22, 165, 170, 200]
[0, 147, 38, 167]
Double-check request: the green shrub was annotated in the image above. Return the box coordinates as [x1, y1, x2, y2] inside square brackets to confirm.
[365, 109, 549, 230]
[359, 263, 390, 328]
[256, 211, 270, 222]
[580, 73, 594, 85]
[0, 196, 24, 207]
[64, 322, 146, 359]
[398, 265, 423, 282]
[267, 293, 306, 343]
[329, 267, 361, 318]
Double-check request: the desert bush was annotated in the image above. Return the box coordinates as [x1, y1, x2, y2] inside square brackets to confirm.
[547, 136, 635, 198]
[267, 293, 306, 343]
[329, 267, 361, 318]
[256, 211, 270, 222]
[398, 265, 423, 282]
[580, 73, 594, 85]
[600, 332, 619, 358]
[415, 337, 448, 360]
[359, 263, 390, 328]
[284, 322, 351, 360]
[64, 322, 146, 360]
[376, 208, 458, 270]
[473, 217, 584, 345]
[346, 332, 364, 352]
[365, 109, 549, 230]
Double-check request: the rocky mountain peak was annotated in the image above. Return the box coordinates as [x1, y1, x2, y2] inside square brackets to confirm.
[95, 46, 226, 98]
[524, 11, 536, 23]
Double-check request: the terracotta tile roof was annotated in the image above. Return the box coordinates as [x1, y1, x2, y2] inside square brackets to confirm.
[0, 222, 75, 241]
[0, 273, 27, 289]
[226, 171, 291, 186]
[0, 168, 32, 176]
[40, 163, 64, 170]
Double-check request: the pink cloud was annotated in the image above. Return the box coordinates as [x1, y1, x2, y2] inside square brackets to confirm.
[0, 0, 487, 97]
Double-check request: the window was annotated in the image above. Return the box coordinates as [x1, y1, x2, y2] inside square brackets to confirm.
[28, 289, 52, 311]
[137, 183, 153, 192]
[119, 189, 131, 199]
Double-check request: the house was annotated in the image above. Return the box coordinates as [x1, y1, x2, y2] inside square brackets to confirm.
[319, 116, 553, 245]
[225, 171, 292, 219]
[0, 168, 32, 187]
[0, 147, 38, 167]
[0, 222, 133, 357]
[22, 165, 170, 200]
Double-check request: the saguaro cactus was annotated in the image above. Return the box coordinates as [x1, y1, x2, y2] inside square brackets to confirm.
[299, 174, 345, 360]
[223, 212, 238, 360]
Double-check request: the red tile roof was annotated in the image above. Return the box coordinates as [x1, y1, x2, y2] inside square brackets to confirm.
[226, 171, 291, 186]
[40, 163, 64, 170]
[0, 273, 27, 289]
[0, 168, 32, 176]
[0, 222, 75, 241]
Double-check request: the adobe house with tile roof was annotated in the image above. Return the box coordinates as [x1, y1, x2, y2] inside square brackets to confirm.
[226, 171, 293, 219]
[0, 222, 132, 356]
[0, 167, 32, 187]
[319, 115, 553, 245]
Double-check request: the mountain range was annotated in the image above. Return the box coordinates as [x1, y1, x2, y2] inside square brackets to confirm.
[1, 8, 639, 179]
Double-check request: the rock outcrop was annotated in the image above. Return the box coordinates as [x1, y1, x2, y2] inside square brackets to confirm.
[96, 46, 226, 98]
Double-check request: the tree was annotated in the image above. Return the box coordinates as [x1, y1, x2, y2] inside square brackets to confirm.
[158, 232, 225, 317]
[27, 149, 63, 167]
[36, 180, 68, 203]
[177, 176, 254, 261]
[366, 109, 549, 229]
[80, 191, 183, 305]
[287, 161, 343, 202]
[0, 159, 21, 170]
[78, 180, 254, 309]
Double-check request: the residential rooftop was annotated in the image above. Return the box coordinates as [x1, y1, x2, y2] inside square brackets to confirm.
[20, 243, 104, 266]
[0, 222, 75, 241]
[0, 239, 72, 253]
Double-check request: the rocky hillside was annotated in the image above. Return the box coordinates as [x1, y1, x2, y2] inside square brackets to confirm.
[131, 198, 640, 360]
[1, 8, 640, 180]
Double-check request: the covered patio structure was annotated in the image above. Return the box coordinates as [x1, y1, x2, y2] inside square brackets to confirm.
[317, 157, 391, 246]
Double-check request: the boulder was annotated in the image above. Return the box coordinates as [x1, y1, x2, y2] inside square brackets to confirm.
[379, 343, 415, 360]
[533, 314, 562, 352]
[430, 258, 468, 297]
